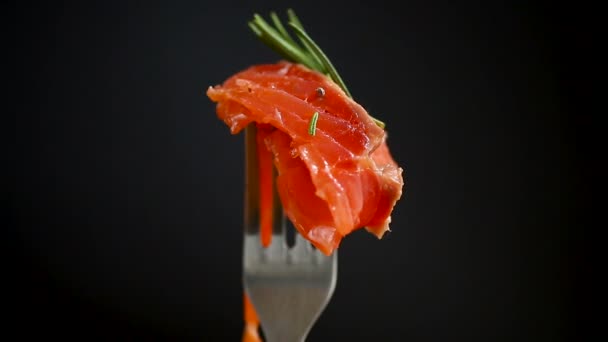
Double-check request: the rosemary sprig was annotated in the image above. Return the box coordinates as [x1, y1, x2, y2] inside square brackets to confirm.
[288, 23, 352, 98]
[285, 9, 325, 76]
[248, 9, 386, 130]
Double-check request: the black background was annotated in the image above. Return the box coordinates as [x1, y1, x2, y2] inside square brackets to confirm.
[7, 0, 590, 341]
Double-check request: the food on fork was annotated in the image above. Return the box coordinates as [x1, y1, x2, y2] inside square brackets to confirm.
[207, 62, 403, 255]
[206, 10, 404, 342]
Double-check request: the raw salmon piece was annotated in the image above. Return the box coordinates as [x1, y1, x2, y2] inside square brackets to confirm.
[207, 61, 404, 255]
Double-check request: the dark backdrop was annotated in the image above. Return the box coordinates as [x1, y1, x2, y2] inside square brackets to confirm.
[7, 0, 590, 341]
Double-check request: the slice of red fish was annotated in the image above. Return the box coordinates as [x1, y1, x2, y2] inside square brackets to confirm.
[207, 61, 404, 255]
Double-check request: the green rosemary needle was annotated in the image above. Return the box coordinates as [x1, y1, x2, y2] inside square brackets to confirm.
[248, 9, 386, 130]
[308, 111, 319, 136]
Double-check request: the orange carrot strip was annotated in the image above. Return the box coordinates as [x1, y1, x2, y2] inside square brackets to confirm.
[242, 292, 262, 342]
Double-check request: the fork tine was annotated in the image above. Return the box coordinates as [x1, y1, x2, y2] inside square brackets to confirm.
[271, 165, 285, 237]
[244, 125, 260, 235]
[291, 230, 312, 262]
[265, 157, 288, 262]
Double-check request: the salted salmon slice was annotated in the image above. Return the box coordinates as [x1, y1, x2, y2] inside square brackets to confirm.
[207, 61, 404, 255]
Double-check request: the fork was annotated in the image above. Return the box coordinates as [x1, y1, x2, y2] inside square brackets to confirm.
[242, 125, 338, 342]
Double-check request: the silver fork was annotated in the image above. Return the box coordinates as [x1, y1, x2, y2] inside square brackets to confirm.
[242, 125, 338, 342]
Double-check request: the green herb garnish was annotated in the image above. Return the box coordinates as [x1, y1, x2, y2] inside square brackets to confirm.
[308, 111, 319, 136]
[248, 9, 386, 130]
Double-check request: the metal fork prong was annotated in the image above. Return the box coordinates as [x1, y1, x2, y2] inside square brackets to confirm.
[265, 200, 286, 262]
[271, 165, 285, 237]
[290, 231, 313, 262]
[264, 145, 287, 262]
[244, 125, 260, 235]
[265, 234, 287, 262]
